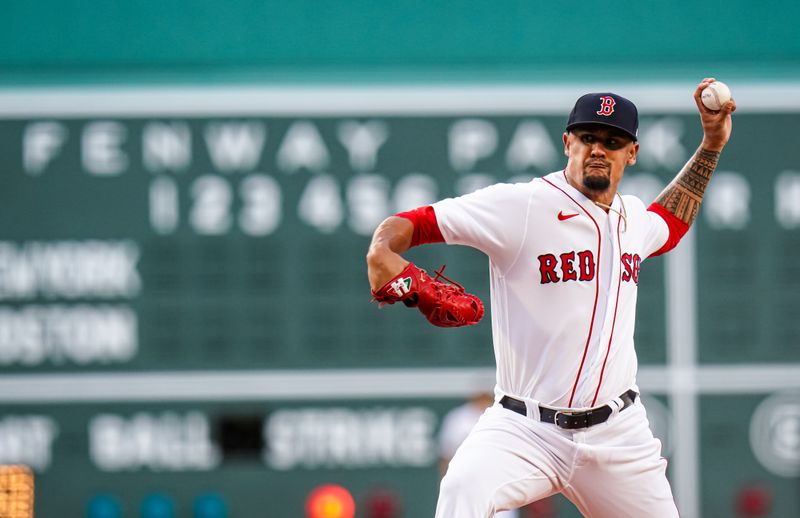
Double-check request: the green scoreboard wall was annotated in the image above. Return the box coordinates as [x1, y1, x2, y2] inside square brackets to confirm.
[1, 84, 799, 517]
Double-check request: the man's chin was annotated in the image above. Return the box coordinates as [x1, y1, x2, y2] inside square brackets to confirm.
[583, 176, 611, 192]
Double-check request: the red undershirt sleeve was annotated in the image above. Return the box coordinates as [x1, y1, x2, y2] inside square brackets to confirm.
[394, 205, 445, 248]
[647, 202, 690, 257]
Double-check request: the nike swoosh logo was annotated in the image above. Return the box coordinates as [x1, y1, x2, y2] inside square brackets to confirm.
[558, 211, 579, 221]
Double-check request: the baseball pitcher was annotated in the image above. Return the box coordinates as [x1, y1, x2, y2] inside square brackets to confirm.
[367, 79, 735, 517]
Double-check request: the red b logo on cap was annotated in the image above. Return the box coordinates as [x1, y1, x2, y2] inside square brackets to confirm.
[596, 96, 616, 116]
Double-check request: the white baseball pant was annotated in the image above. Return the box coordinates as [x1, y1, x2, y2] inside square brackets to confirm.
[435, 398, 679, 517]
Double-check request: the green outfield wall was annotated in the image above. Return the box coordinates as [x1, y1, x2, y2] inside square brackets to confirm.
[2, 1, 800, 84]
[0, 84, 798, 517]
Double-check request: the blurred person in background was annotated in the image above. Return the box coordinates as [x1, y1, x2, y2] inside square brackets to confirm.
[438, 387, 518, 517]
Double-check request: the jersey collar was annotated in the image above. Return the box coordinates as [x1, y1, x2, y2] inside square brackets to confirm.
[549, 170, 623, 217]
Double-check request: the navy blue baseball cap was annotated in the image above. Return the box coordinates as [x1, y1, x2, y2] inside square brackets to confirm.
[566, 92, 639, 141]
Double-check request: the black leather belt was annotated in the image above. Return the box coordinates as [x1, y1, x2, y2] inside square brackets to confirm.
[500, 389, 638, 430]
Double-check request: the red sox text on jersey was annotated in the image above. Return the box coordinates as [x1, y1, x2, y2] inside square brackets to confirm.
[538, 251, 641, 284]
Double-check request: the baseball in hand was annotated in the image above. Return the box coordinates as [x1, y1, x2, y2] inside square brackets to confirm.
[701, 81, 732, 111]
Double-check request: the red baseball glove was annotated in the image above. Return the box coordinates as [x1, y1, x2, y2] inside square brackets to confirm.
[372, 263, 484, 328]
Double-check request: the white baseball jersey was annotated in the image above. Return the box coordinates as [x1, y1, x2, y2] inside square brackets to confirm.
[432, 170, 673, 409]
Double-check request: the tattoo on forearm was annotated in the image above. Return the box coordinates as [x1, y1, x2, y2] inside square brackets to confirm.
[655, 148, 720, 225]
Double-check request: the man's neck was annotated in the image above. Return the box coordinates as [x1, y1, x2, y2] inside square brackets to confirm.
[565, 177, 616, 208]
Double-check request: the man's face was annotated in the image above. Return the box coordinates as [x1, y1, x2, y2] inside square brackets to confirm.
[562, 125, 638, 199]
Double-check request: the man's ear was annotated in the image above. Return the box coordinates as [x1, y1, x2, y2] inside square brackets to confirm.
[563, 132, 570, 157]
[626, 142, 639, 166]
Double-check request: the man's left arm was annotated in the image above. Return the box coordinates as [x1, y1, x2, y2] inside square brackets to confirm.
[653, 78, 737, 226]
